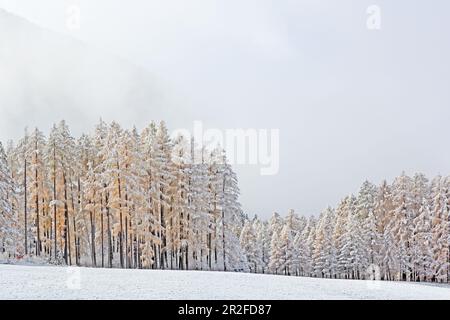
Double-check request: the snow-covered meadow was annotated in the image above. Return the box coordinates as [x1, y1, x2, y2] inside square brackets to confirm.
[1, 264, 450, 300]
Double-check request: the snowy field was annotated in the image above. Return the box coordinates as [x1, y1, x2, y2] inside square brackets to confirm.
[1, 264, 450, 300]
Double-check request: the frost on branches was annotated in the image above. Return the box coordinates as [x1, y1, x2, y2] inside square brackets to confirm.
[0, 120, 246, 271]
[240, 174, 450, 283]
[0, 121, 449, 284]
[0, 141, 21, 258]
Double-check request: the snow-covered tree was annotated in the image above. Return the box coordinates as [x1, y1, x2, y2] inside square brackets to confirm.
[1, 120, 450, 284]
[27, 128, 48, 257]
[430, 176, 449, 282]
[391, 172, 414, 281]
[240, 218, 263, 273]
[356, 180, 379, 273]
[0, 142, 20, 257]
[412, 197, 434, 281]
[313, 207, 335, 278]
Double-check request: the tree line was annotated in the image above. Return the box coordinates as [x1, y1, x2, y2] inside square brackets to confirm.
[240, 175, 449, 283]
[0, 120, 246, 271]
[0, 120, 449, 283]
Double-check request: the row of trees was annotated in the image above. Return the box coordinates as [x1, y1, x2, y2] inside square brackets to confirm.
[1, 120, 449, 283]
[0, 120, 247, 271]
[240, 175, 450, 283]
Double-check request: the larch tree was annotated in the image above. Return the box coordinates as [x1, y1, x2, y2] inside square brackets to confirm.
[312, 207, 335, 278]
[2, 120, 450, 285]
[170, 134, 192, 270]
[240, 218, 261, 272]
[391, 172, 414, 281]
[27, 128, 48, 257]
[268, 229, 282, 274]
[151, 121, 174, 269]
[375, 180, 395, 280]
[278, 224, 294, 275]
[356, 180, 379, 273]
[412, 197, 434, 281]
[0, 142, 20, 257]
[430, 176, 450, 282]
[251, 217, 265, 273]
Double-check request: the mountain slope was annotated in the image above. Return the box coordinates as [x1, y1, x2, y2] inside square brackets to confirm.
[0, 9, 176, 139]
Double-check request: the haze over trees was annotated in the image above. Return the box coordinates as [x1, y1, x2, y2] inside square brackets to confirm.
[0, 121, 449, 283]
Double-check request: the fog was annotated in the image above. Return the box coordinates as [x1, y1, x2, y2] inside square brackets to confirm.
[0, 8, 186, 138]
[1, 0, 450, 218]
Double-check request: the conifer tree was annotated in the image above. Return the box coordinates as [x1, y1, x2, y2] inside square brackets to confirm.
[0, 142, 20, 257]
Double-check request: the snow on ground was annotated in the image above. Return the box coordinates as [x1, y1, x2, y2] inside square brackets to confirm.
[1, 264, 450, 300]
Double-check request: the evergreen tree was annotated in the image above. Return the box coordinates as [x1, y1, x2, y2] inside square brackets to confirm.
[0, 142, 20, 257]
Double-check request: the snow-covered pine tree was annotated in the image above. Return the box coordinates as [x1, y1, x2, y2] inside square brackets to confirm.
[268, 228, 282, 274]
[356, 180, 379, 275]
[332, 196, 352, 278]
[391, 172, 414, 281]
[188, 141, 212, 270]
[13, 129, 31, 256]
[57, 120, 77, 265]
[45, 122, 74, 263]
[80, 134, 99, 267]
[240, 218, 260, 272]
[412, 197, 434, 281]
[120, 127, 148, 269]
[215, 150, 247, 272]
[375, 180, 396, 280]
[312, 207, 335, 278]
[410, 173, 431, 281]
[251, 217, 265, 273]
[3, 120, 450, 284]
[430, 175, 450, 282]
[91, 119, 109, 267]
[293, 216, 313, 276]
[27, 128, 48, 257]
[170, 134, 192, 270]
[304, 216, 316, 277]
[139, 121, 159, 269]
[250, 219, 269, 273]
[268, 212, 283, 238]
[278, 223, 294, 275]
[152, 121, 175, 269]
[337, 195, 363, 279]
[0, 142, 20, 257]
[285, 209, 302, 235]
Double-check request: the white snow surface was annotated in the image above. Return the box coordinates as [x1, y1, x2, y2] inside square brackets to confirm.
[1, 264, 450, 300]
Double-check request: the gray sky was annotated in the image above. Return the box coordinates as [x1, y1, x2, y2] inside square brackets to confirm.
[1, 0, 450, 218]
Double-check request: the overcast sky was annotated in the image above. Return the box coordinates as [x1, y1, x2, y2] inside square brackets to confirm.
[1, 0, 450, 218]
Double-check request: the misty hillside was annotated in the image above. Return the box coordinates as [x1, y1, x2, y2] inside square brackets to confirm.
[0, 9, 176, 138]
